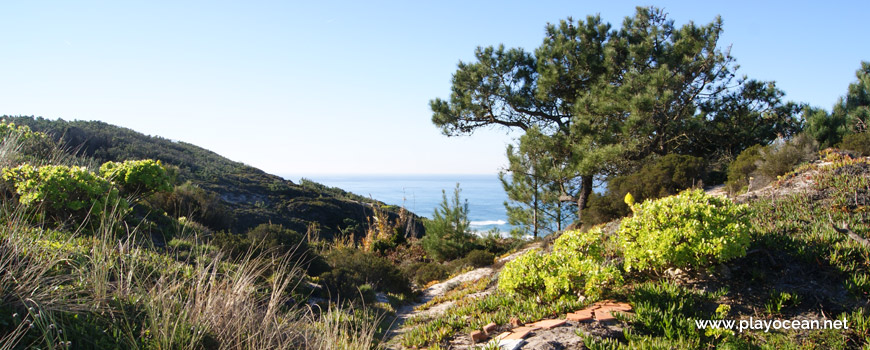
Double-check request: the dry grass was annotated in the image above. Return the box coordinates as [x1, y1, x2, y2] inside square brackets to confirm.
[0, 130, 385, 349]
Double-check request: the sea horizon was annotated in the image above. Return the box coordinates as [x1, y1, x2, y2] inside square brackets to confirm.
[281, 173, 513, 234]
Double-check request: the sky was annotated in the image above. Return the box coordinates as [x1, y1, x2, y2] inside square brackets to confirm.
[2, 1, 868, 175]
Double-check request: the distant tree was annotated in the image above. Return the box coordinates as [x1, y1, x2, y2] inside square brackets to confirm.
[500, 127, 574, 237]
[805, 106, 848, 149]
[841, 132, 870, 156]
[838, 61, 870, 133]
[431, 7, 798, 223]
[501, 133, 549, 238]
[806, 61, 870, 147]
[422, 184, 474, 261]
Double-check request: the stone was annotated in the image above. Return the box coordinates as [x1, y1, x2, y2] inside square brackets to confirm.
[567, 306, 598, 322]
[665, 267, 684, 278]
[503, 326, 539, 340]
[530, 319, 567, 330]
[470, 330, 488, 343]
[483, 322, 498, 334]
[497, 339, 526, 350]
[566, 310, 593, 322]
[615, 303, 632, 311]
[521, 325, 584, 349]
[594, 308, 616, 322]
[510, 317, 524, 327]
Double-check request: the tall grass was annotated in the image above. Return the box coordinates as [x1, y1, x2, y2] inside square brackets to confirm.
[2, 196, 385, 349]
[302, 304, 384, 350]
[1, 126, 384, 349]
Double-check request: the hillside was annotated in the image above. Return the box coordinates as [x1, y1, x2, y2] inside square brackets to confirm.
[0, 119, 521, 350]
[3, 115, 423, 239]
[389, 150, 870, 349]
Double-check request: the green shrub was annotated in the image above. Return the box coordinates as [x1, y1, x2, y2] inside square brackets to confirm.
[168, 238, 194, 251]
[499, 227, 622, 301]
[756, 133, 818, 180]
[840, 132, 870, 156]
[498, 249, 547, 295]
[583, 192, 623, 227]
[211, 231, 249, 254]
[2, 164, 127, 225]
[0, 121, 56, 167]
[422, 184, 475, 261]
[212, 223, 327, 275]
[473, 229, 520, 256]
[402, 262, 448, 286]
[611, 154, 706, 202]
[725, 144, 763, 194]
[462, 249, 494, 268]
[585, 154, 707, 225]
[0, 121, 44, 142]
[319, 248, 411, 301]
[99, 159, 173, 196]
[149, 181, 234, 230]
[618, 189, 751, 272]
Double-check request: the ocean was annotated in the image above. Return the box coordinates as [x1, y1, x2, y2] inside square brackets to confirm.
[283, 174, 512, 233]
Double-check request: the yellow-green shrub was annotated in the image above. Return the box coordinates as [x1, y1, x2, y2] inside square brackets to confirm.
[2, 164, 127, 224]
[1, 122, 41, 141]
[99, 159, 173, 195]
[618, 189, 750, 272]
[499, 227, 622, 300]
[0, 121, 56, 166]
[498, 249, 548, 295]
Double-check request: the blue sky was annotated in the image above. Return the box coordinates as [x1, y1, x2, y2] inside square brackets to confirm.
[2, 1, 868, 175]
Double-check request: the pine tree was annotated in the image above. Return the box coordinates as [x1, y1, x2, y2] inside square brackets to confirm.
[431, 7, 799, 224]
[421, 184, 473, 261]
[500, 127, 575, 237]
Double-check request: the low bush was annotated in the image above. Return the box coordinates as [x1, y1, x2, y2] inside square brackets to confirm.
[362, 205, 409, 254]
[99, 159, 173, 196]
[320, 248, 411, 301]
[0, 121, 57, 167]
[584, 154, 707, 225]
[583, 192, 623, 227]
[462, 249, 494, 268]
[725, 144, 763, 194]
[755, 133, 818, 180]
[618, 189, 751, 272]
[840, 132, 870, 156]
[212, 223, 327, 275]
[473, 229, 521, 256]
[499, 227, 622, 301]
[2, 164, 127, 226]
[149, 181, 234, 231]
[402, 261, 448, 286]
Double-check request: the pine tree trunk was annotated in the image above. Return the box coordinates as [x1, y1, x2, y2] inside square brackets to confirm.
[576, 175, 593, 224]
[533, 175, 539, 238]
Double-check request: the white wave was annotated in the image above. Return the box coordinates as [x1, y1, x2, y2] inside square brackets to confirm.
[469, 220, 507, 226]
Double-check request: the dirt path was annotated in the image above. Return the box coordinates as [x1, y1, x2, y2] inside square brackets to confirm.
[385, 243, 543, 347]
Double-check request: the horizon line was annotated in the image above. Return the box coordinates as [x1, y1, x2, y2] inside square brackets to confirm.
[280, 172, 503, 177]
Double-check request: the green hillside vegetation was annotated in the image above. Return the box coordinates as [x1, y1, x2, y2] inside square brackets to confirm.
[0, 121, 524, 349]
[399, 153, 870, 348]
[2, 116, 421, 240]
[395, 5, 870, 349]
